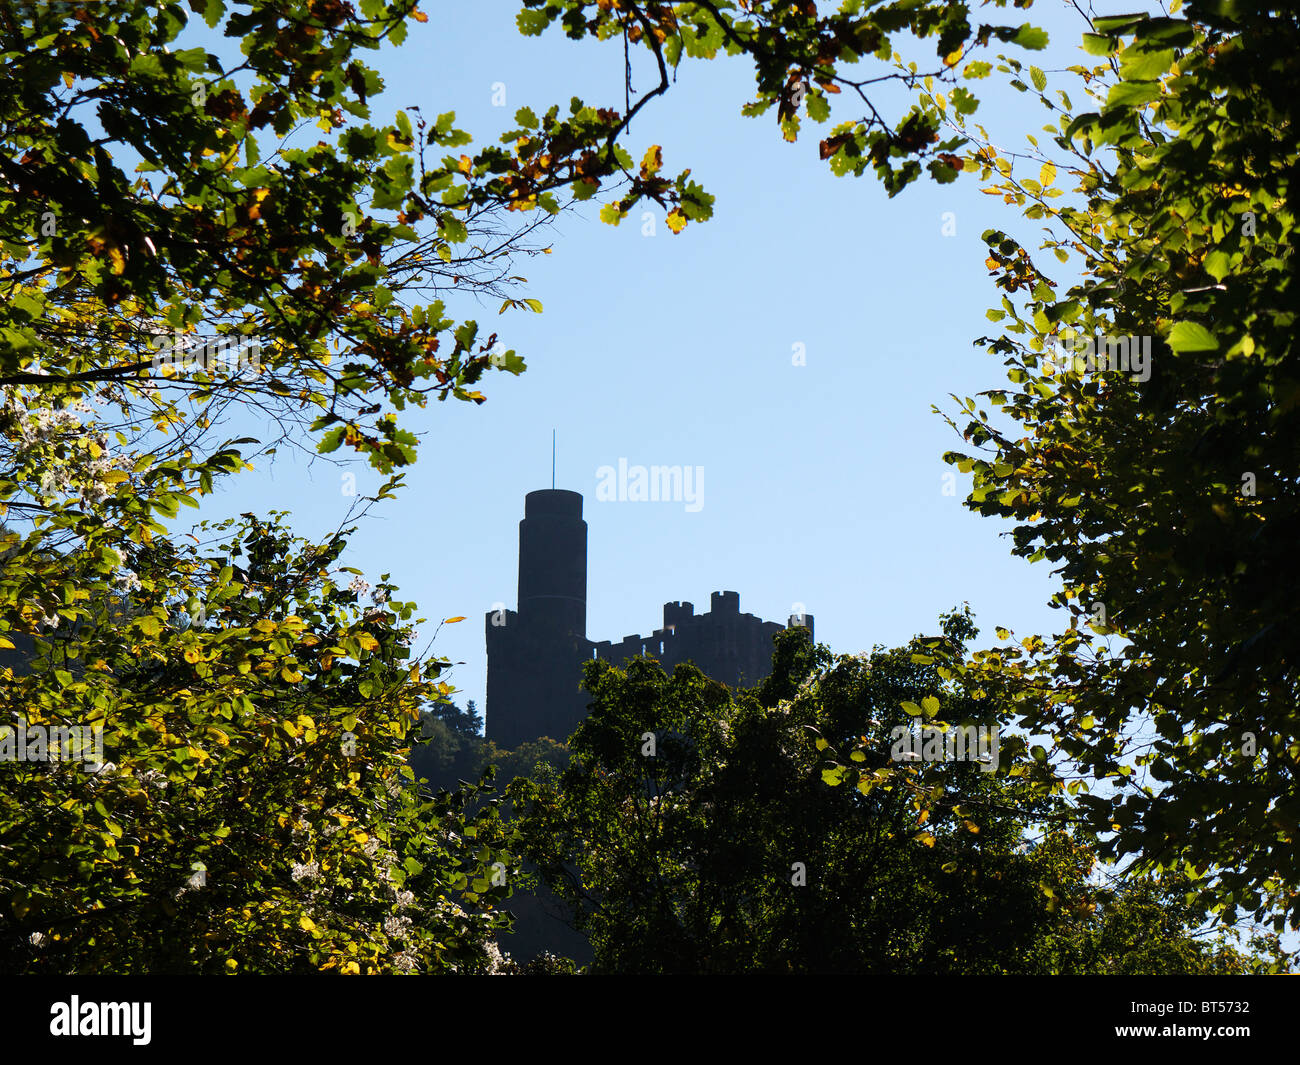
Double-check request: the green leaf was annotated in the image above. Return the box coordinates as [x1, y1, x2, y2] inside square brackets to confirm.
[1106, 81, 1161, 110]
[1168, 321, 1219, 353]
[1120, 47, 1175, 81]
[201, 0, 226, 29]
[1203, 250, 1232, 282]
[439, 215, 468, 243]
[1082, 33, 1115, 56]
[517, 9, 550, 36]
[1013, 26, 1049, 51]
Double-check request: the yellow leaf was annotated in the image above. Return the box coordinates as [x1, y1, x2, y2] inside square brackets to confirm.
[1039, 161, 1057, 187]
[444, 616, 466, 624]
[299, 915, 316, 931]
[246, 187, 270, 221]
[640, 144, 662, 175]
[665, 209, 687, 234]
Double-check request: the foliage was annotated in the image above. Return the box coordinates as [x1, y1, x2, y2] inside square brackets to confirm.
[489, 948, 582, 975]
[1, 0, 729, 488]
[922, 1, 1300, 937]
[410, 710, 568, 803]
[428, 697, 484, 740]
[512, 0, 1048, 199]
[509, 623, 1274, 973]
[1, 511, 520, 973]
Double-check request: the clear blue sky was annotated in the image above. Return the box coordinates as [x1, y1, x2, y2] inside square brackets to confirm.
[180, 1, 1126, 718]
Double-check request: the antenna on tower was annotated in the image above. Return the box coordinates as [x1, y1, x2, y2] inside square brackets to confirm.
[552, 429, 556, 490]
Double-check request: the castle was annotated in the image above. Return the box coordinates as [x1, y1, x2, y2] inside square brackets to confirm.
[484, 489, 813, 747]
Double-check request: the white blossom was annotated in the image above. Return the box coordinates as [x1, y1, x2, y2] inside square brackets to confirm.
[290, 860, 320, 882]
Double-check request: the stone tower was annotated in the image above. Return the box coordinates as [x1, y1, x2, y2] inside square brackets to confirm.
[485, 490, 591, 748]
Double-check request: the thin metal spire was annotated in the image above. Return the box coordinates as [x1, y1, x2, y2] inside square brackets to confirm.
[552, 429, 556, 490]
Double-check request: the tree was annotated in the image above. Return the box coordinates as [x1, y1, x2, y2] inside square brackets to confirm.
[1, 509, 521, 973]
[921, 1, 1300, 939]
[409, 700, 569, 799]
[430, 698, 484, 740]
[509, 622, 1275, 973]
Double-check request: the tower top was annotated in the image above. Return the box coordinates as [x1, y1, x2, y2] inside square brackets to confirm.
[524, 489, 583, 518]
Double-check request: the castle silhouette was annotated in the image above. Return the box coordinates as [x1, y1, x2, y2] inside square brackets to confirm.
[485, 489, 813, 747]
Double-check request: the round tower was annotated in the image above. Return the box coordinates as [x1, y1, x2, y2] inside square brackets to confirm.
[517, 489, 587, 637]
